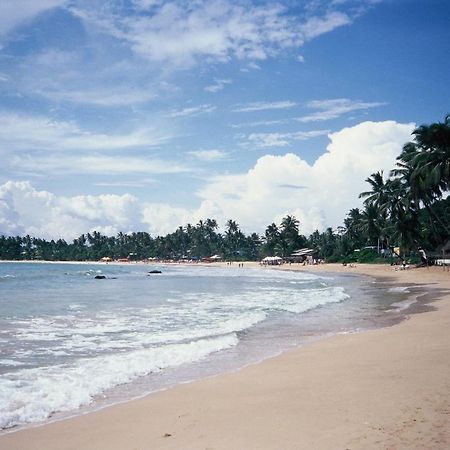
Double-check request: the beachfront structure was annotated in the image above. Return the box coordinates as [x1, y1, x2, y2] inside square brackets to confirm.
[286, 248, 317, 263]
[202, 255, 222, 263]
[261, 256, 284, 265]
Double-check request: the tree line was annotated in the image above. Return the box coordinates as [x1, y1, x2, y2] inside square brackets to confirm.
[1, 115, 449, 263]
[0, 217, 306, 262]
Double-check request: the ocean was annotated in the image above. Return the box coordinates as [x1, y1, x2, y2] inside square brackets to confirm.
[0, 262, 410, 431]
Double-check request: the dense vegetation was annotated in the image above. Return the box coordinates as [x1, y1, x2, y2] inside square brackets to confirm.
[1, 115, 449, 263]
[0, 217, 307, 262]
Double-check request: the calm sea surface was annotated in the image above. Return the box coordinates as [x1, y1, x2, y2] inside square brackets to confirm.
[0, 262, 408, 430]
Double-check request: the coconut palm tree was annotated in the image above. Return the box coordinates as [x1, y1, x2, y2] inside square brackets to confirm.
[224, 219, 243, 259]
[382, 178, 419, 252]
[263, 222, 280, 256]
[394, 142, 450, 236]
[409, 114, 450, 197]
[359, 171, 389, 207]
[279, 215, 304, 257]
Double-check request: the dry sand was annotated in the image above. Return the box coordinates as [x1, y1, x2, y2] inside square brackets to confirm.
[1, 263, 449, 450]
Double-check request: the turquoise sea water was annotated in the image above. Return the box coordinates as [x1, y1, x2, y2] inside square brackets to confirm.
[0, 262, 406, 430]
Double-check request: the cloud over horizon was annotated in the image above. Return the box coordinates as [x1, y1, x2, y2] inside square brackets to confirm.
[0, 120, 414, 240]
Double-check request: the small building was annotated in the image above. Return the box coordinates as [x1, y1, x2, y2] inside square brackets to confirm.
[261, 256, 284, 265]
[286, 248, 316, 263]
[202, 254, 223, 263]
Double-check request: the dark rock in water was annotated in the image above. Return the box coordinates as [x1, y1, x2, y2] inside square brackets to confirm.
[94, 275, 106, 279]
[148, 270, 162, 274]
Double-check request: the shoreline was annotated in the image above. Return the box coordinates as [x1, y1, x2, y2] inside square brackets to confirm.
[1, 264, 449, 449]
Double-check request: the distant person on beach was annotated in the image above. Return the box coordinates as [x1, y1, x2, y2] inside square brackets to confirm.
[418, 247, 428, 267]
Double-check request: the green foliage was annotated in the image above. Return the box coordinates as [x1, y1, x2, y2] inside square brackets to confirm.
[354, 249, 384, 264]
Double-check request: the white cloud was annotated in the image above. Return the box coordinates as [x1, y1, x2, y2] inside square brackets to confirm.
[116, 2, 302, 65]
[297, 98, 385, 122]
[141, 203, 192, 236]
[240, 62, 262, 72]
[195, 120, 414, 234]
[94, 178, 156, 188]
[0, 121, 415, 240]
[168, 104, 216, 118]
[70, 1, 354, 68]
[300, 11, 351, 40]
[187, 149, 229, 161]
[38, 87, 156, 107]
[0, 113, 172, 153]
[0, 181, 141, 240]
[204, 78, 232, 93]
[0, 0, 67, 36]
[11, 154, 190, 176]
[12, 48, 159, 107]
[230, 119, 289, 129]
[233, 101, 297, 113]
[244, 130, 329, 148]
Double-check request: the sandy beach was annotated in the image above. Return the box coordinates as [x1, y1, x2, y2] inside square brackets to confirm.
[1, 263, 449, 450]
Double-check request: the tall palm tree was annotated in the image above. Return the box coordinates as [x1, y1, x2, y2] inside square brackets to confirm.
[263, 222, 280, 256]
[344, 208, 363, 241]
[279, 215, 302, 257]
[409, 114, 450, 197]
[394, 144, 450, 236]
[359, 171, 388, 207]
[383, 178, 419, 252]
[224, 219, 242, 259]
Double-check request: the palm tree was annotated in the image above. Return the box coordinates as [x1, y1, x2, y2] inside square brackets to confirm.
[411, 114, 450, 195]
[263, 222, 280, 256]
[280, 215, 299, 235]
[279, 215, 302, 257]
[383, 178, 419, 252]
[359, 171, 389, 207]
[394, 142, 450, 236]
[344, 208, 363, 242]
[359, 203, 382, 246]
[224, 219, 243, 259]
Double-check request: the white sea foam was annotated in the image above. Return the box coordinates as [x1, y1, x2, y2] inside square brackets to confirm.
[0, 263, 353, 430]
[0, 334, 238, 429]
[388, 286, 410, 293]
[0, 359, 22, 367]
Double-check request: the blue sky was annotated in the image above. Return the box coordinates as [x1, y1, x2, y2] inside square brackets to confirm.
[0, 0, 448, 240]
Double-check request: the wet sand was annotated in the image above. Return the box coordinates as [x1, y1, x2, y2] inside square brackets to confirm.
[1, 263, 449, 449]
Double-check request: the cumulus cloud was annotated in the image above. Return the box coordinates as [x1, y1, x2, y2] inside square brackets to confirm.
[195, 120, 414, 234]
[0, 121, 415, 239]
[0, 181, 141, 240]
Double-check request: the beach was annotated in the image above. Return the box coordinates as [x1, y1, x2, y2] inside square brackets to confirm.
[1, 263, 449, 449]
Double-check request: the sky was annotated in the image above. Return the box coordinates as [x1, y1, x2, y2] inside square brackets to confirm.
[0, 0, 449, 240]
